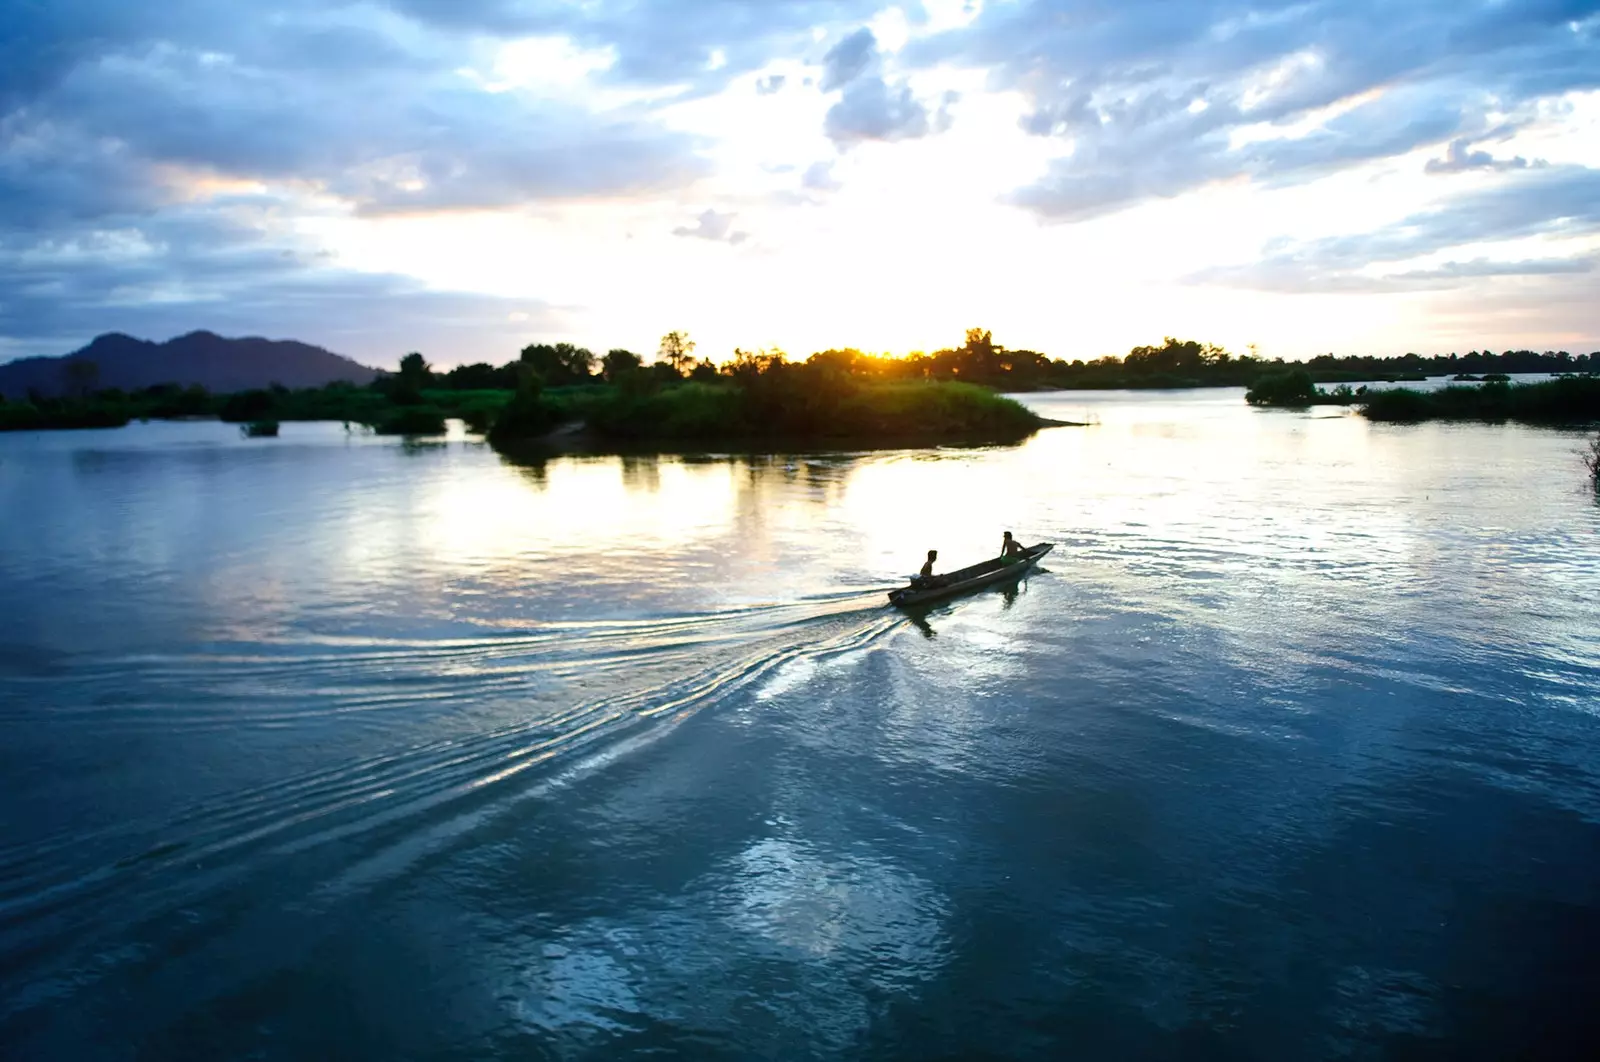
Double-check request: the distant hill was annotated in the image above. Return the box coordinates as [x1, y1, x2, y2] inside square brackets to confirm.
[0, 331, 381, 398]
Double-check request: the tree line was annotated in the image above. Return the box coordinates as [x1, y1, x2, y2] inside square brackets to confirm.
[420, 331, 1600, 394]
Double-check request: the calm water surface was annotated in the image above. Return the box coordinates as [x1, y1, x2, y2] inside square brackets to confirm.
[2, 390, 1598, 1060]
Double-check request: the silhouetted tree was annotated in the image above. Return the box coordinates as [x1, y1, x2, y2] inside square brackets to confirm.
[520, 343, 595, 386]
[658, 331, 696, 376]
[392, 351, 431, 405]
[602, 348, 643, 382]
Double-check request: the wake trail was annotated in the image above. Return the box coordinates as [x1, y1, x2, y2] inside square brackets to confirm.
[0, 591, 905, 1023]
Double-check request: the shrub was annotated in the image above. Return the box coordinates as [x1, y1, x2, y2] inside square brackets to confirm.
[1245, 368, 1317, 407]
[486, 370, 559, 445]
[242, 419, 279, 437]
[219, 389, 277, 422]
[1360, 388, 1435, 422]
[373, 406, 447, 435]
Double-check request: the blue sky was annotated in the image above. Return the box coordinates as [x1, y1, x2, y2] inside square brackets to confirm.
[2, 0, 1597, 368]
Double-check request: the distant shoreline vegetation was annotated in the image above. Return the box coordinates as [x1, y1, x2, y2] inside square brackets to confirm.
[0, 331, 1070, 449]
[3, 330, 1596, 440]
[1245, 367, 1600, 425]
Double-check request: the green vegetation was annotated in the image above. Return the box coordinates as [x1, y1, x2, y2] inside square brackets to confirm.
[1011, 339, 1592, 391]
[1244, 371, 1600, 425]
[373, 406, 447, 435]
[1245, 369, 1359, 409]
[486, 370, 556, 446]
[1, 330, 1059, 450]
[1359, 376, 1600, 424]
[12, 325, 1593, 447]
[242, 419, 279, 437]
[0, 383, 214, 431]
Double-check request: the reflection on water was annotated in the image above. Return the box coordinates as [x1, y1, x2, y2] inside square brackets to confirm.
[1, 394, 1599, 1060]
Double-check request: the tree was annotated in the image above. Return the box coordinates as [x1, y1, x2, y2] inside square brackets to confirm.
[393, 351, 431, 405]
[723, 347, 786, 381]
[658, 331, 696, 376]
[520, 343, 596, 386]
[602, 348, 643, 383]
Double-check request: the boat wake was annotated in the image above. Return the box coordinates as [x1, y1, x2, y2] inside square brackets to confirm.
[0, 590, 902, 1024]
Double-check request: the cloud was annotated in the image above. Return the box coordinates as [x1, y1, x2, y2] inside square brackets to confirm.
[909, 0, 1600, 220]
[802, 160, 843, 192]
[1425, 137, 1542, 175]
[389, 0, 886, 92]
[0, 207, 563, 366]
[756, 74, 787, 95]
[814, 24, 950, 148]
[0, 0, 739, 362]
[820, 27, 878, 91]
[825, 77, 932, 146]
[3, 32, 713, 220]
[1189, 165, 1600, 292]
[672, 208, 750, 244]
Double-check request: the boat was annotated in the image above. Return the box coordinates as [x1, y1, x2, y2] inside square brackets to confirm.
[887, 543, 1054, 607]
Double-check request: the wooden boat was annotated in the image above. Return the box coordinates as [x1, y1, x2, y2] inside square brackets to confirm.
[888, 543, 1053, 607]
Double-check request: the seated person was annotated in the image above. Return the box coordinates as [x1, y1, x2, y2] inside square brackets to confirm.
[999, 531, 1026, 563]
[911, 549, 939, 587]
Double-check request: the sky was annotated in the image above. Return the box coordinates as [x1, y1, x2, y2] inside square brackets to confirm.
[2, 0, 1598, 371]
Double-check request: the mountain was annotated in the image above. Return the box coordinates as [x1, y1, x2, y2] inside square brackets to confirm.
[0, 331, 381, 398]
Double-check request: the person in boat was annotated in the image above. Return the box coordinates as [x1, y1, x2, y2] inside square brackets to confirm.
[999, 531, 1026, 564]
[912, 549, 939, 588]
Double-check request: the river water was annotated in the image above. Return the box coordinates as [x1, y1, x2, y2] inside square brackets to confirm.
[1, 389, 1597, 1060]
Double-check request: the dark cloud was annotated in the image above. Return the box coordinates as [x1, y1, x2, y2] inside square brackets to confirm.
[672, 209, 750, 244]
[911, 0, 1600, 220]
[1189, 165, 1600, 292]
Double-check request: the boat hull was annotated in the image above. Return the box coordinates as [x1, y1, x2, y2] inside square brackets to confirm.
[888, 543, 1053, 607]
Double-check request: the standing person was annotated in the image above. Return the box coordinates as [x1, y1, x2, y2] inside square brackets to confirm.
[1000, 531, 1026, 563]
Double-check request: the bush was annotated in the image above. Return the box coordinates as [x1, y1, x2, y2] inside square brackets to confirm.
[486, 370, 559, 445]
[1246, 368, 1317, 407]
[1360, 377, 1600, 424]
[373, 406, 447, 435]
[219, 390, 277, 422]
[242, 419, 279, 437]
[1360, 388, 1436, 422]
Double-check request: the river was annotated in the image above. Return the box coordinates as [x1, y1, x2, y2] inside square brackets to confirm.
[2, 388, 1597, 1059]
